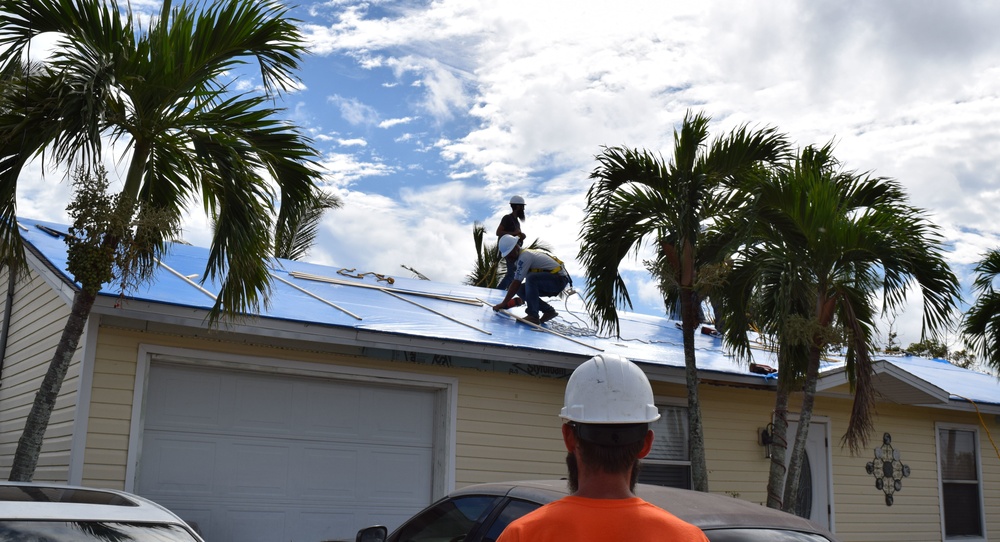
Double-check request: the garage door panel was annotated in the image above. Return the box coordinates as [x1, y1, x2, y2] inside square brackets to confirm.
[137, 434, 217, 495]
[361, 387, 435, 444]
[298, 446, 359, 497]
[226, 509, 287, 542]
[138, 362, 439, 542]
[366, 448, 433, 504]
[145, 369, 225, 429]
[231, 375, 296, 433]
[228, 442, 291, 497]
[299, 383, 363, 435]
[298, 510, 358, 542]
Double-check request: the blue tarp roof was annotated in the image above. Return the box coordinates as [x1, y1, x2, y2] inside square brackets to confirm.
[17, 217, 1000, 409]
[882, 355, 1000, 406]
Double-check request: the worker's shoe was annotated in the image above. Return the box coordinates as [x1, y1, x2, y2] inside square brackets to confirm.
[522, 315, 541, 325]
[540, 310, 558, 324]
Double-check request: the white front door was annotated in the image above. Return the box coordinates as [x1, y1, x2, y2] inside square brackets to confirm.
[785, 418, 832, 530]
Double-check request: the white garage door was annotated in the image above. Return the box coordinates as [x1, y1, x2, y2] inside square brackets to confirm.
[136, 362, 438, 542]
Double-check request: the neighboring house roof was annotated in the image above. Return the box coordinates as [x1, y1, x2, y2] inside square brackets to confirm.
[15, 217, 1000, 414]
[819, 355, 1000, 413]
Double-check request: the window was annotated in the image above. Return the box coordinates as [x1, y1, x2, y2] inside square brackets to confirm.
[391, 495, 500, 542]
[638, 405, 691, 489]
[482, 499, 542, 542]
[0, 522, 200, 542]
[937, 425, 985, 539]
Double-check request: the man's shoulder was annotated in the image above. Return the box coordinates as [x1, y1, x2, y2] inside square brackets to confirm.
[501, 496, 707, 542]
[520, 249, 554, 263]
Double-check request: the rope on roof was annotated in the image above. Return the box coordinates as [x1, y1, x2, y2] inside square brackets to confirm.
[483, 300, 603, 352]
[337, 268, 395, 285]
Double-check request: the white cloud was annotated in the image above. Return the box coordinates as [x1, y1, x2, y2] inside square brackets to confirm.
[317, 152, 394, 187]
[379, 117, 415, 129]
[327, 94, 381, 126]
[311, 181, 480, 283]
[337, 138, 367, 147]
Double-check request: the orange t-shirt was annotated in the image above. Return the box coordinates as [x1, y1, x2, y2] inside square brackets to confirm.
[496, 495, 709, 542]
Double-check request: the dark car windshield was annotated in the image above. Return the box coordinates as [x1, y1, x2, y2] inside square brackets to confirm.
[391, 495, 500, 542]
[0, 521, 200, 542]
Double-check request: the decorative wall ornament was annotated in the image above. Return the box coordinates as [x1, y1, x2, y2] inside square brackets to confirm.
[865, 432, 911, 506]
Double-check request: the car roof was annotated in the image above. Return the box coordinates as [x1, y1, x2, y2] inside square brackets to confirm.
[0, 482, 192, 525]
[450, 480, 836, 538]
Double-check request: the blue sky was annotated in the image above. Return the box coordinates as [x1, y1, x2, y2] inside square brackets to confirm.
[17, 0, 1000, 352]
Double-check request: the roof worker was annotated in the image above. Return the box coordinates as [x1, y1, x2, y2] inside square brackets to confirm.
[497, 354, 710, 542]
[492, 235, 570, 325]
[496, 195, 527, 290]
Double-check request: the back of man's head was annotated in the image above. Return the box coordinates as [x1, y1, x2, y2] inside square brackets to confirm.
[560, 354, 660, 478]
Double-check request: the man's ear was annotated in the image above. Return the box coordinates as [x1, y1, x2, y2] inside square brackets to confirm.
[637, 430, 654, 459]
[562, 423, 577, 452]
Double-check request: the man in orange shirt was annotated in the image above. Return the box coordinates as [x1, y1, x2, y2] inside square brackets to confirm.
[497, 354, 709, 542]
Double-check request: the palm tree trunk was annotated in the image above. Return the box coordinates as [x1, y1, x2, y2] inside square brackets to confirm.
[681, 285, 709, 492]
[8, 289, 96, 481]
[766, 384, 790, 509]
[782, 346, 821, 515]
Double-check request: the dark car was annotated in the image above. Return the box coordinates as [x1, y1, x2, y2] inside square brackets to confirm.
[355, 479, 838, 542]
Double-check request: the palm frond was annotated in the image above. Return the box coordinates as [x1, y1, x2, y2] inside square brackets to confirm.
[961, 248, 1000, 371]
[274, 190, 340, 261]
[465, 222, 501, 288]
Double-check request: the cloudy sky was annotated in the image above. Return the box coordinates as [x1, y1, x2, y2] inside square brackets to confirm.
[17, 0, 1000, 351]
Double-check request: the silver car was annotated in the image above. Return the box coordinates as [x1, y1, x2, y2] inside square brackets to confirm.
[356, 479, 838, 542]
[0, 482, 204, 541]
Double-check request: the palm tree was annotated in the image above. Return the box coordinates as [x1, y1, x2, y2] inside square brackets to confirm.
[0, 0, 324, 480]
[718, 144, 959, 514]
[961, 248, 1000, 373]
[579, 111, 788, 491]
[465, 221, 554, 289]
[466, 222, 502, 288]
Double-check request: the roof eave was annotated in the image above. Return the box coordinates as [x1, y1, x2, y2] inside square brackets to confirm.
[817, 359, 951, 405]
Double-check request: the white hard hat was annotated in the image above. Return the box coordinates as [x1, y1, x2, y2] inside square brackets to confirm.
[560, 354, 660, 424]
[509, 195, 525, 205]
[498, 235, 520, 257]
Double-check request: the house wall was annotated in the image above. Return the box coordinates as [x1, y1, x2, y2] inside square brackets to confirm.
[702, 388, 1000, 542]
[0, 265, 81, 482]
[83, 324, 573, 489]
[83, 324, 998, 542]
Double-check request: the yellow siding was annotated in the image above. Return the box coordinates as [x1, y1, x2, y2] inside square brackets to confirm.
[697, 385, 776, 506]
[455, 371, 566, 484]
[81, 325, 999, 542]
[825, 401, 941, 542]
[0, 266, 80, 482]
